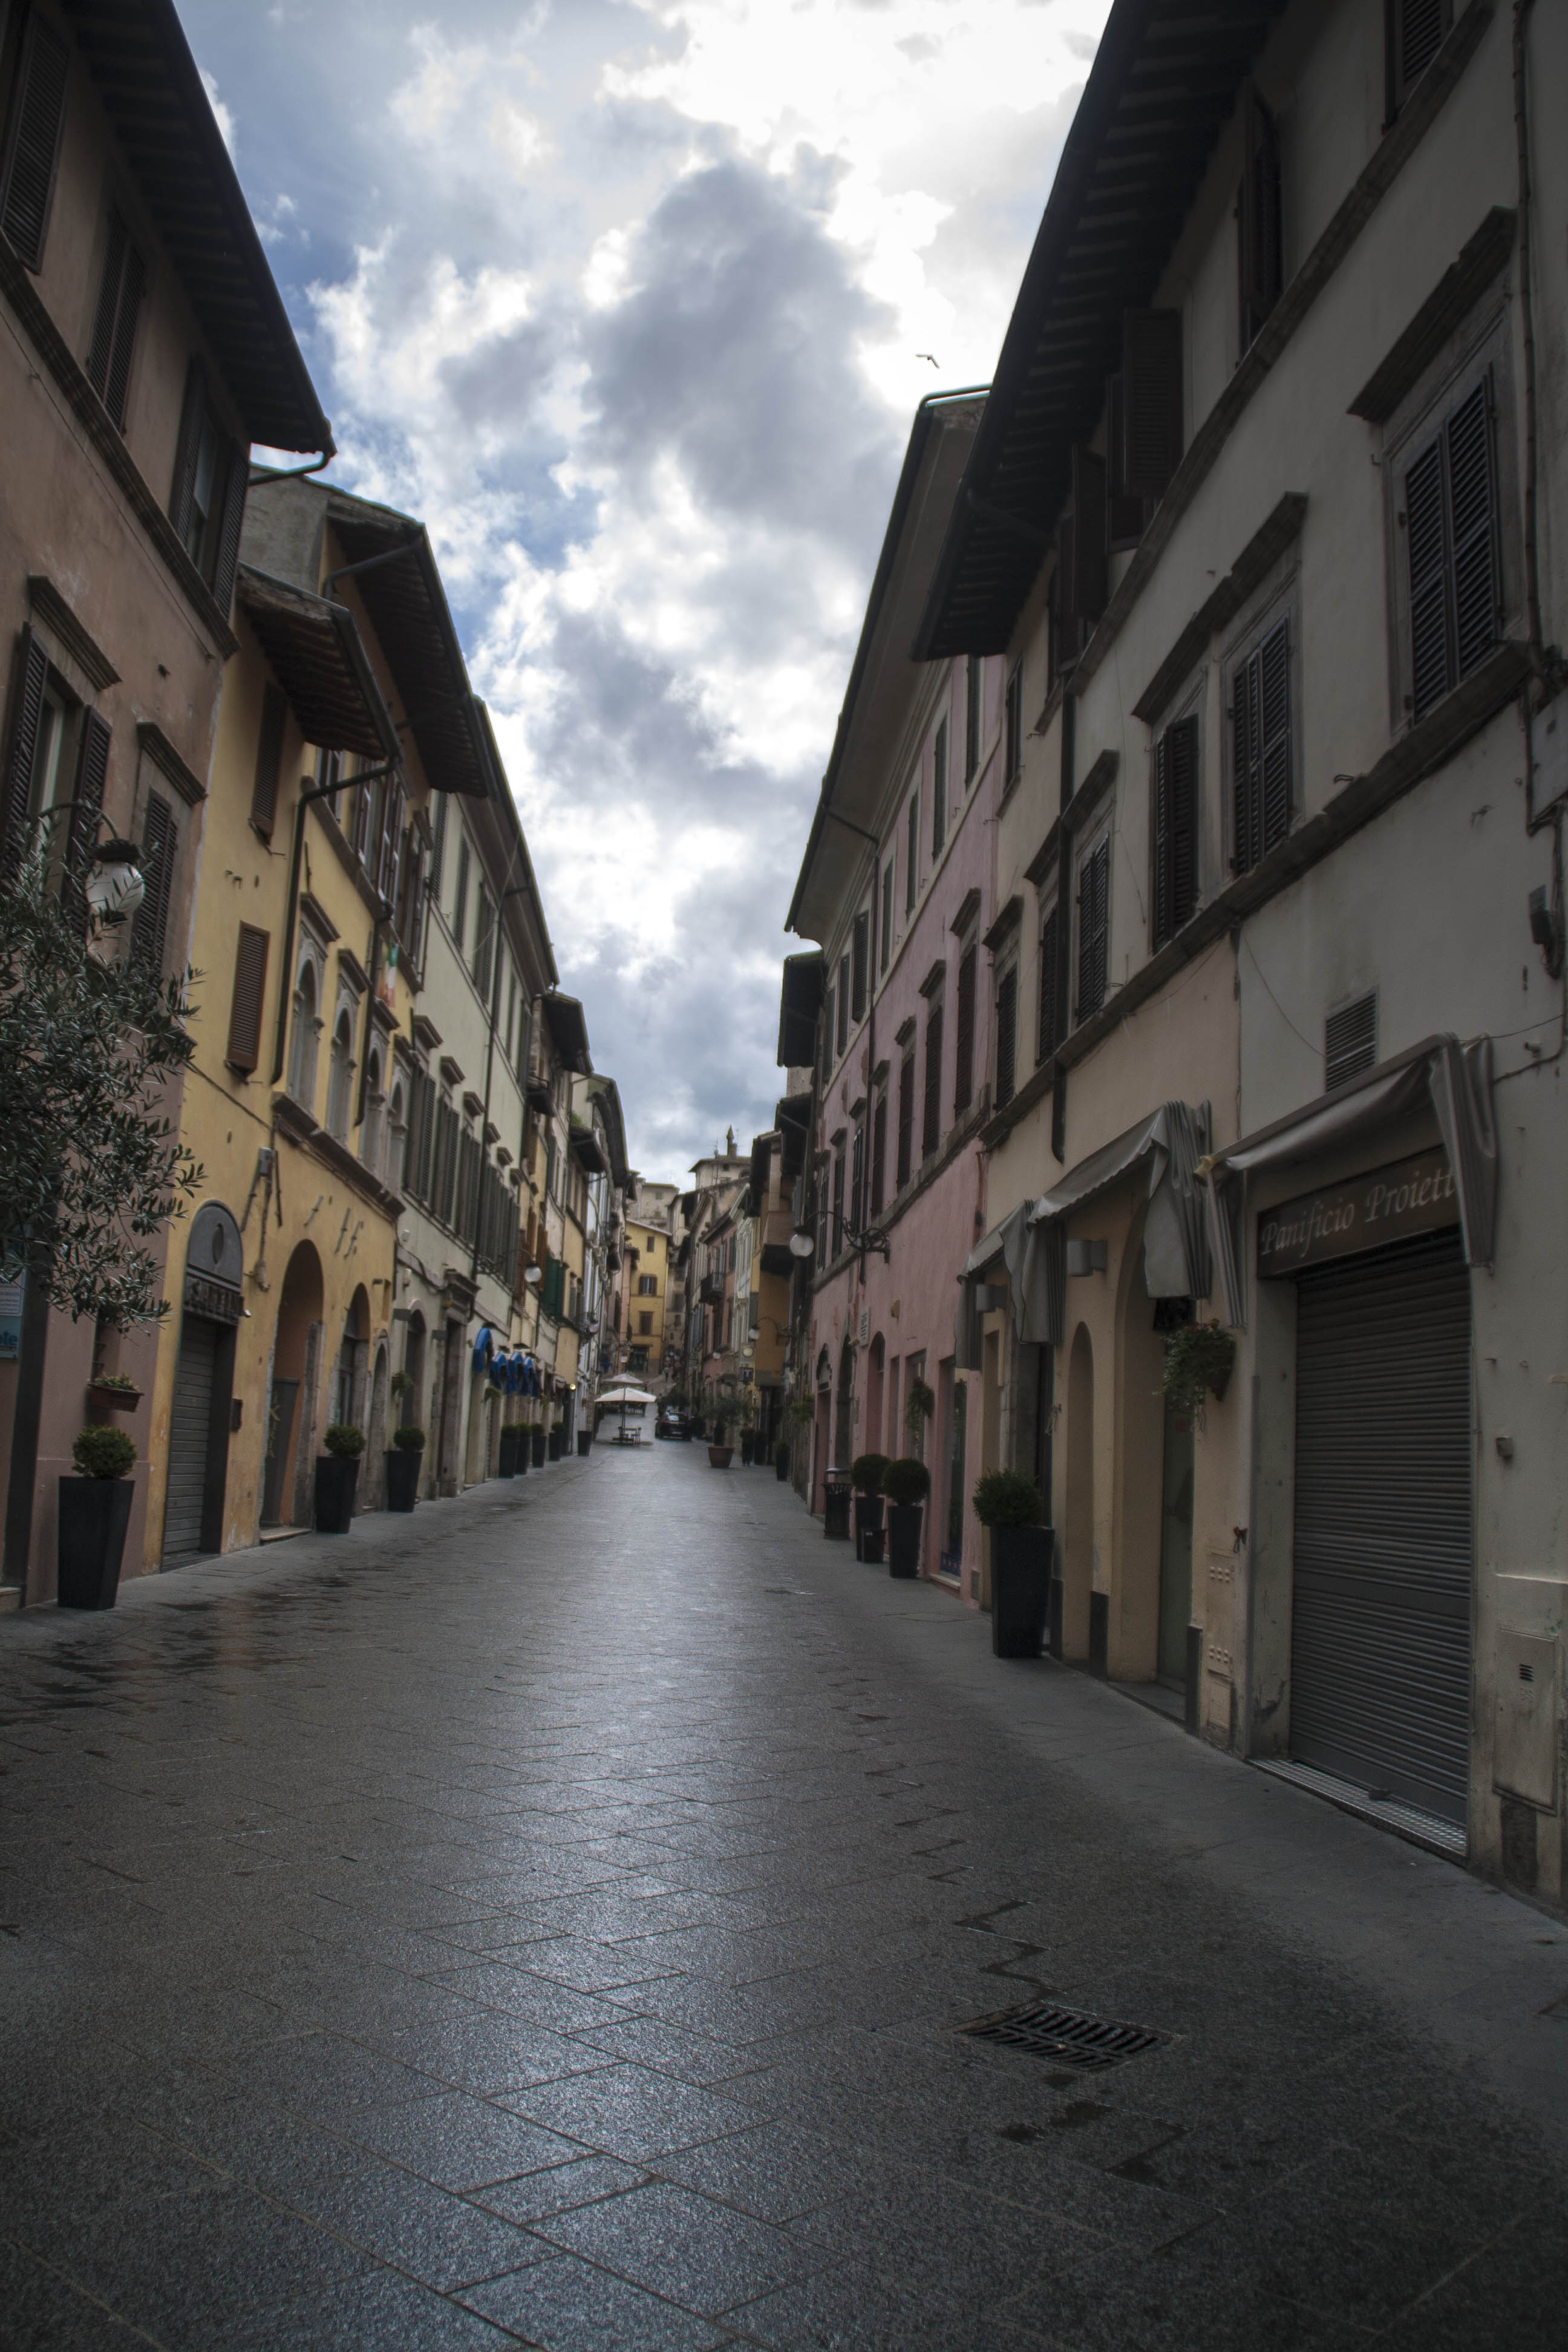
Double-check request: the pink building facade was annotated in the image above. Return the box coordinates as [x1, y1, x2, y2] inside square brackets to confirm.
[788, 391, 1023, 1598]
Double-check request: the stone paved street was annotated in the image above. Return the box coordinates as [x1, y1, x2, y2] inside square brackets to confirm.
[2, 1441, 1567, 2350]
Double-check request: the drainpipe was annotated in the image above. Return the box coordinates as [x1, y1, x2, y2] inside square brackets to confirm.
[1051, 676, 1076, 1164]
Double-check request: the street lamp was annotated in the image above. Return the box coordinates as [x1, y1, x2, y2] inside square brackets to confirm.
[788, 1226, 815, 1260]
[85, 838, 145, 928]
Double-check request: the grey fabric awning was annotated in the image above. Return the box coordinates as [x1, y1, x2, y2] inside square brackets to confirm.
[1201, 1034, 1497, 1329]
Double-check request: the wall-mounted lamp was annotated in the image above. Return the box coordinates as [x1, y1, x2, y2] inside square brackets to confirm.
[788, 1226, 815, 1259]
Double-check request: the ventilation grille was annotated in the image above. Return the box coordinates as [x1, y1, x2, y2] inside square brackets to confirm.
[1325, 990, 1377, 1091]
[958, 1999, 1166, 2071]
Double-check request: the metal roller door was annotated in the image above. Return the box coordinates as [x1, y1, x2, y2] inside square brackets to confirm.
[163, 1315, 219, 1561]
[1290, 1227, 1472, 1827]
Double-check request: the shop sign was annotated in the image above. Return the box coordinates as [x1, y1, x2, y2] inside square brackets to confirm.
[184, 1271, 242, 1324]
[1257, 1149, 1457, 1279]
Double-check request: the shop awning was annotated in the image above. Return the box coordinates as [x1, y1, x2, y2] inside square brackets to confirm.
[956, 1199, 1051, 1369]
[237, 567, 396, 758]
[1203, 1035, 1497, 1330]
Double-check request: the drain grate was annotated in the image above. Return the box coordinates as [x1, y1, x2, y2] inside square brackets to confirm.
[958, 1999, 1166, 2071]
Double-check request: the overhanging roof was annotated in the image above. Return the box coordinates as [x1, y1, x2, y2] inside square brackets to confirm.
[775, 1091, 812, 1181]
[62, 1, 330, 452]
[569, 1123, 606, 1176]
[776, 952, 824, 1068]
[913, 0, 1288, 662]
[541, 992, 590, 1075]
[325, 493, 493, 797]
[237, 567, 395, 759]
[584, 1077, 628, 1186]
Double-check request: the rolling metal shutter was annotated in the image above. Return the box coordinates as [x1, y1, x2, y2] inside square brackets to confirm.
[163, 1316, 218, 1561]
[1290, 1227, 1472, 1827]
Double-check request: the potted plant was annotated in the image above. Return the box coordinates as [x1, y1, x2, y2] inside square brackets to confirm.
[386, 1425, 425, 1512]
[905, 1377, 935, 1444]
[497, 1423, 519, 1478]
[57, 1425, 137, 1609]
[974, 1469, 1051, 1658]
[547, 1420, 563, 1462]
[883, 1455, 930, 1578]
[577, 1426, 593, 1457]
[531, 1423, 547, 1468]
[87, 1370, 142, 1411]
[707, 1402, 735, 1468]
[315, 1423, 364, 1533]
[390, 1369, 413, 1405]
[1163, 1320, 1236, 1420]
[851, 1454, 890, 1563]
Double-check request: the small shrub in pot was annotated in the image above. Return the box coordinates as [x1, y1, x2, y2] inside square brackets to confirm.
[883, 1455, 930, 1578]
[58, 1426, 137, 1609]
[316, 1424, 364, 1532]
[386, 1425, 425, 1512]
[974, 1469, 1051, 1659]
[850, 1453, 889, 1558]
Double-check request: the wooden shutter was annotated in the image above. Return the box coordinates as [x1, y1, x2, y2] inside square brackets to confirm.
[1238, 85, 1282, 351]
[350, 770, 373, 861]
[1037, 904, 1060, 1062]
[880, 860, 893, 972]
[932, 719, 947, 855]
[852, 910, 869, 1019]
[64, 707, 111, 931]
[132, 791, 177, 975]
[1070, 445, 1108, 620]
[1233, 621, 1290, 871]
[995, 965, 1018, 1109]
[953, 941, 976, 1112]
[1448, 377, 1498, 685]
[965, 655, 981, 782]
[850, 1122, 864, 1234]
[1151, 715, 1198, 948]
[831, 1150, 844, 1254]
[226, 923, 270, 1072]
[2, 624, 49, 865]
[1106, 376, 1146, 550]
[0, 10, 69, 270]
[906, 793, 919, 911]
[1076, 839, 1109, 1022]
[1122, 310, 1183, 498]
[378, 774, 406, 904]
[897, 1051, 914, 1189]
[250, 684, 286, 838]
[837, 953, 849, 1051]
[871, 1090, 887, 1218]
[821, 983, 834, 1073]
[209, 442, 247, 617]
[168, 361, 207, 546]
[921, 1002, 942, 1157]
[86, 210, 146, 431]
[1390, 0, 1452, 116]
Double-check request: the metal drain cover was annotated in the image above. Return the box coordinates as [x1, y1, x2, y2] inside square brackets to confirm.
[959, 1999, 1166, 2071]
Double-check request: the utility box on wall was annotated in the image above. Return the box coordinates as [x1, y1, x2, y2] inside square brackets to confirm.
[1494, 1628, 1558, 1813]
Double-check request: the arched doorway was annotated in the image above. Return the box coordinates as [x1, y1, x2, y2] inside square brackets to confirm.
[264, 1241, 323, 1527]
[162, 1202, 243, 1565]
[834, 1336, 855, 1469]
[866, 1334, 885, 1457]
[333, 1287, 370, 1431]
[1063, 1323, 1095, 1662]
[364, 1340, 389, 1509]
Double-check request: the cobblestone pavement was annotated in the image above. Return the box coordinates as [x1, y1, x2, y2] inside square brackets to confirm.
[2, 1440, 1567, 2350]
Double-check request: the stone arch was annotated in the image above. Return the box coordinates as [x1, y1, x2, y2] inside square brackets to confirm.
[267, 1241, 324, 1528]
[364, 1338, 389, 1508]
[288, 956, 321, 1109]
[326, 1006, 355, 1140]
[362, 1044, 385, 1176]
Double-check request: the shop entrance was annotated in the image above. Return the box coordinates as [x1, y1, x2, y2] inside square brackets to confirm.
[1289, 1227, 1472, 1827]
[162, 1204, 242, 1564]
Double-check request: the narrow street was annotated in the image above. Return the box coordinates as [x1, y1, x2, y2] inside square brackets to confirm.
[2, 1444, 1566, 2352]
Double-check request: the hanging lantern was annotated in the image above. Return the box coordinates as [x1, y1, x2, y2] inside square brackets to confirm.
[85, 838, 145, 927]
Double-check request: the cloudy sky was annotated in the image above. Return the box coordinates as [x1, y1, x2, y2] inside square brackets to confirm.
[185, 0, 1111, 1182]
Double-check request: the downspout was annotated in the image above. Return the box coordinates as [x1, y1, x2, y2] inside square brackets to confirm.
[1051, 676, 1076, 1163]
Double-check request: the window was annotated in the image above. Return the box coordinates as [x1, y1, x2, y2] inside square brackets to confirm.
[1076, 837, 1109, 1023]
[822, 982, 835, 1072]
[388, 1080, 407, 1195]
[1049, 523, 1088, 688]
[326, 1007, 355, 1140]
[1122, 310, 1183, 500]
[451, 834, 470, 952]
[639, 1311, 654, 1336]
[361, 1047, 385, 1175]
[836, 955, 849, 1054]
[965, 656, 981, 783]
[1037, 903, 1062, 1063]
[226, 924, 270, 1074]
[880, 860, 893, 973]
[1402, 374, 1500, 724]
[473, 884, 495, 999]
[1106, 375, 1152, 552]
[1151, 714, 1199, 948]
[1238, 85, 1282, 354]
[0, 10, 68, 270]
[376, 774, 405, 907]
[349, 765, 374, 863]
[1004, 664, 1024, 788]
[1388, 0, 1452, 120]
[953, 941, 976, 1115]
[932, 718, 948, 857]
[169, 365, 245, 615]
[870, 1087, 887, 1218]
[429, 791, 448, 898]
[130, 792, 177, 977]
[906, 789, 919, 913]
[851, 910, 869, 1021]
[921, 998, 943, 1158]
[994, 964, 1018, 1109]
[638, 1273, 658, 1296]
[250, 685, 286, 840]
[86, 208, 146, 432]
[1, 627, 70, 866]
[896, 1047, 914, 1190]
[1067, 445, 1108, 625]
[1232, 618, 1291, 873]
[289, 958, 320, 1108]
[850, 1120, 866, 1236]
[832, 1144, 845, 1257]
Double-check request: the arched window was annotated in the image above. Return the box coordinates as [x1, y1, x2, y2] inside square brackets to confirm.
[326, 1008, 354, 1140]
[362, 1047, 385, 1175]
[289, 958, 320, 1109]
[387, 1079, 407, 1197]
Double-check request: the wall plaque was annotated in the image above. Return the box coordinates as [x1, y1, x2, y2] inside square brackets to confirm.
[1256, 1148, 1457, 1279]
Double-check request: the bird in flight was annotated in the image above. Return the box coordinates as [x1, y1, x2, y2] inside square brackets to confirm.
[916, 353, 939, 368]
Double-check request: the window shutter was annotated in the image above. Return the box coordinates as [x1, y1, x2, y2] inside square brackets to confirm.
[932, 719, 947, 855]
[378, 774, 406, 906]
[1168, 714, 1198, 933]
[953, 941, 976, 1112]
[1447, 377, 1498, 683]
[837, 953, 849, 1052]
[1070, 445, 1108, 620]
[0, 11, 70, 270]
[226, 923, 270, 1072]
[349, 771, 372, 861]
[906, 792, 919, 912]
[250, 684, 286, 838]
[209, 441, 247, 618]
[922, 1003, 942, 1156]
[1233, 622, 1289, 872]
[1076, 840, 1109, 1022]
[1122, 310, 1183, 498]
[851, 910, 869, 1019]
[87, 213, 146, 433]
[965, 655, 981, 782]
[995, 965, 1018, 1109]
[1391, 0, 1452, 114]
[1106, 376, 1146, 550]
[131, 792, 177, 976]
[880, 860, 893, 973]
[64, 707, 111, 932]
[831, 1150, 844, 1254]
[1151, 729, 1171, 949]
[821, 984, 835, 1073]
[2, 624, 49, 866]
[1238, 85, 1282, 351]
[168, 361, 207, 545]
[1037, 905, 1060, 1062]
[850, 1122, 864, 1234]
[897, 1052, 914, 1189]
[871, 1089, 887, 1218]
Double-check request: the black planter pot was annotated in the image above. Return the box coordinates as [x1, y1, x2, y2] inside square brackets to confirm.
[739, 1431, 755, 1465]
[547, 1428, 562, 1462]
[852, 1494, 885, 1561]
[775, 1446, 790, 1481]
[823, 1478, 851, 1541]
[314, 1454, 359, 1534]
[531, 1429, 547, 1468]
[385, 1448, 420, 1512]
[577, 1430, 592, 1457]
[497, 1428, 518, 1479]
[886, 1501, 923, 1578]
[56, 1478, 133, 1609]
[990, 1523, 1053, 1658]
[516, 1431, 529, 1474]
[862, 1523, 885, 1566]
